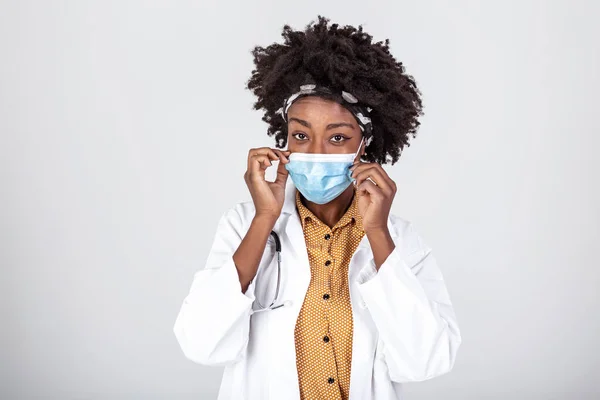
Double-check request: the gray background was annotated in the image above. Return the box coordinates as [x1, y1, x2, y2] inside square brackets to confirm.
[1, 0, 599, 399]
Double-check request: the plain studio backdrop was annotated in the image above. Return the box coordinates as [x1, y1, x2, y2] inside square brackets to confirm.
[1, 0, 599, 399]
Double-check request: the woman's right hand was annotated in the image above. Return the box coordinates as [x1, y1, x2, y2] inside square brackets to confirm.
[244, 147, 290, 221]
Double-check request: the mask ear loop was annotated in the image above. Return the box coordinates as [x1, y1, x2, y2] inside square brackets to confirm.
[352, 137, 365, 163]
[349, 137, 364, 185]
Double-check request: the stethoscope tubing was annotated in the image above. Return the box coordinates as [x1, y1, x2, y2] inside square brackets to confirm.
[252, 231, 286, 312]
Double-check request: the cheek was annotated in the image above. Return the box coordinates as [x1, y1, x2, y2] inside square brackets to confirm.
[287, 142, 301, 152]
[330, 140, 356, 154]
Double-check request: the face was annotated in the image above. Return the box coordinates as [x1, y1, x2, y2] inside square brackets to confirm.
[286, 96, 364, 156]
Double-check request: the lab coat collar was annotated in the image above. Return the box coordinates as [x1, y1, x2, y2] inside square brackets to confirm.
[280, 178, 310, 267]
[281, 176, 298, 215]
[280, 176, 397, 255]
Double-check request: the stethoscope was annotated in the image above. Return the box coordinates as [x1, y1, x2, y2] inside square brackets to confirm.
[251, 231, 292, 313]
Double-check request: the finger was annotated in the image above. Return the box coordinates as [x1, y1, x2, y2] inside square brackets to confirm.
[274, 156, 289, 185]
[248, 147, 280, 157]
[350, 162, 370, 184]
[357, 179, 384, 199]
[351, 162, 395, 190]
[351, 164, 378, 184]
[249, 155, 274, 174]
[247, 147, 280, 168]
[272, 149, 290, 164]
[350, 162, 374, 178]
[350, 160, 364, 171]
[350, 160, 383, 173]
[248, 152, 278, 171]
[368, 163, 395, 189]
[354, 168, 392, 193]
[352, 165, 376, 183]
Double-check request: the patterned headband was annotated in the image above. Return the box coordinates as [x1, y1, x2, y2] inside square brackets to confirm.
[275, 84, 374, 144]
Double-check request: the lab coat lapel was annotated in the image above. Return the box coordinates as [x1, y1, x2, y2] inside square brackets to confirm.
[280, 177, 311, 298]
[348, 235, 372, 283]
[348, 216, 397, 283]
[347, 216, 398, 399]
[281, 177, 308, 261]
[265, 179, 310, 399]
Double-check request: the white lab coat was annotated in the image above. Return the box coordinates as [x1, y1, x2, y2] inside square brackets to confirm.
[173, 178, 461, 399]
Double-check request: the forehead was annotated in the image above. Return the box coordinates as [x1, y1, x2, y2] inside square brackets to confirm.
[287, 96, 355, 121]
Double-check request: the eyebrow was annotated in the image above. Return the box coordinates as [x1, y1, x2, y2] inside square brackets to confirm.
[288, 117, 355, 130]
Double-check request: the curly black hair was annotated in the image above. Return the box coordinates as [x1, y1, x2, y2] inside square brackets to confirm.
[246, 15, 424, 165]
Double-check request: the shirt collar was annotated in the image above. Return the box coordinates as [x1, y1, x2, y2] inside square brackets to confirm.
[295, 185, 362, 231]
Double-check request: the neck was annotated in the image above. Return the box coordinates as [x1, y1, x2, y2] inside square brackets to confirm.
[300, 185, 355, 229]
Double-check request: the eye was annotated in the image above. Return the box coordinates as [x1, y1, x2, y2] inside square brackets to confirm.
[330, 134, 348, 143]
[292, 132, 308, 141]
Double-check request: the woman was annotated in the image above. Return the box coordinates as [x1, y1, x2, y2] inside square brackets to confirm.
[174, 16, 461, 400]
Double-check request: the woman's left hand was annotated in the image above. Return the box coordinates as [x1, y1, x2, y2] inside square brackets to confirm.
[350, 162, 397, 234]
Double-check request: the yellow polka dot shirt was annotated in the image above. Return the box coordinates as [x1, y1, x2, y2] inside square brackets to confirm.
[293, 187, 365, 400]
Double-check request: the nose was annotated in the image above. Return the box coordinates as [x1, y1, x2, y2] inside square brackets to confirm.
[308, 142, 326, 154]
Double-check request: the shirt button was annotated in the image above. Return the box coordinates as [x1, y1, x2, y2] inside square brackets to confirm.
[323, 335, 330, 343]
[323, 294, 330, 300]
[324, 233, 331, 240]
[325, 260, 331, 266]
[328, 377, 335, 384]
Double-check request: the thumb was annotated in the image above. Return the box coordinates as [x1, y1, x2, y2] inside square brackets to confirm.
[274, 158, 289, 185]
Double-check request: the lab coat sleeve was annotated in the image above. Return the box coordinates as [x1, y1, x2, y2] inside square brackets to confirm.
[356, 221, 462, 382]
[173, 204, 257, 366]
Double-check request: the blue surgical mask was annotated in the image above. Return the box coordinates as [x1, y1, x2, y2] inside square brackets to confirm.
[285, 138, 364, 205]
